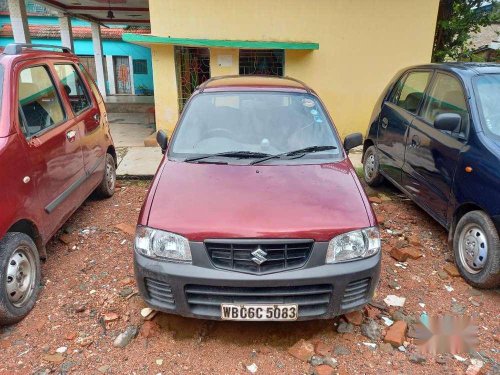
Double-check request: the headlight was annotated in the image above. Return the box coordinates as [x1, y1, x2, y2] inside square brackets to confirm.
[326, 227, 380, 263]
[135, 226, 192, 263]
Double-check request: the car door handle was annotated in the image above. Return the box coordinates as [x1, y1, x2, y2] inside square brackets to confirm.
[66, 130, 77, 142]
[410, 135, 421, 148]
[381, 117, 389, 129]
[93, 113, 100, 122]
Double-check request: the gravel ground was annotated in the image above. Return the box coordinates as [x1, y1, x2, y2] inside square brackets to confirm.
[0, 180, 498, 375]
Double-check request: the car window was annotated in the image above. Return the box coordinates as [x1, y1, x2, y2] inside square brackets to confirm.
[391, 71, 431, 114]
[54, 64, 91, 114]
[79, 63, 103, 103]
[170, 92, 341, 161]
[18, 65, 65, 137]
[474, 73, 500, 140]
[421, 73, 469, 134]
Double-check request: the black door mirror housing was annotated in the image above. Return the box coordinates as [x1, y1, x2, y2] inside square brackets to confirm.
[434, 113, 461, 132]
[156, 130, 168, 153]
[344, 133, 363, 154]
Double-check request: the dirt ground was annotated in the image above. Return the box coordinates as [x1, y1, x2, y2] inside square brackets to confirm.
[0, 180, 498, 375]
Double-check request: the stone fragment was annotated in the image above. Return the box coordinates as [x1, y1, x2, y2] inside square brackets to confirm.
[113, 326, 138, 348]
[364, 305, 380, 319]
[384, 321, 407, 347]
[408, 353, 426, 364]
[333, 345, 350, 356]
[310, 355, 324, 366]
[140, 320, 159, 339]
[361, 319, 381, 341]
[384, 295, 406, 307]
[344, 310, 363, 326]
[288, 339, 315, 362]
[42, 353, 65, 364]
[443, 263, 460, 277]
[437, 271, 449, 280]
[103, 312, 119, 322]
[336, 321, 353, 334]
[323, 357, 338, 368]
[379, 342, 393, 353]
[314, 341, 331, 356]
[313, 365, 335, 375]
[114, 223, 136, 236]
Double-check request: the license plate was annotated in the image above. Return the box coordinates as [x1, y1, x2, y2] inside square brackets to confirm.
[221, 304, 298, 321]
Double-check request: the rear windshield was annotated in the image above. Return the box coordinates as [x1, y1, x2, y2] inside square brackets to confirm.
[474, 73, 500, 140]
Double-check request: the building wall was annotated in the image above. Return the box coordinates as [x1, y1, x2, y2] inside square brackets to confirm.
[149, 0, 439, 137]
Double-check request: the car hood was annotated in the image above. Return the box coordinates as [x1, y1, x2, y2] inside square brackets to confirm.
[146, 159, 373, 241]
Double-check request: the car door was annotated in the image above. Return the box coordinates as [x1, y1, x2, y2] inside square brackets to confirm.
[402, 72, 469, 225]
[53, 63, 104, 181]
[377, 70, 432, 184]
[17, 63, 86, 236]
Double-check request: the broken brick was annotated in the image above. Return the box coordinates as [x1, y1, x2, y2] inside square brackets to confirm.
[390, 247, 409, 262]
[364, 305, 381, 319]
[384, 320, 407, 347]
[314, 365, 336, 375]
[114, 223, 136, 236]
[314, 341, 331, 356]
[401, 247, 423, 260]
[368, 196, 383, 204]
[344, 310, 363, 326]
[288, 339, 315, 362]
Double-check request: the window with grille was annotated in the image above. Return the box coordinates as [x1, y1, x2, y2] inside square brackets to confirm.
[239, 49, 284, 76]
[133, 59, 148, 75]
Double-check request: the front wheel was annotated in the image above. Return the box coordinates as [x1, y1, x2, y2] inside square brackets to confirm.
[453, 211, 500, 289]
[94, 153, 116, 198]
[0, 233, 41, 325]
[363, 145, 384, 187]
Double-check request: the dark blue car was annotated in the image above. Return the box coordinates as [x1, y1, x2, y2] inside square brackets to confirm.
[363, 63, 499, 288]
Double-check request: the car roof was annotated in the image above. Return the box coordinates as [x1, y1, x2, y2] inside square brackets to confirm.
[406, 62, 500, 76]
[198, 75, 312, 93]
[0, 44, 77, 65]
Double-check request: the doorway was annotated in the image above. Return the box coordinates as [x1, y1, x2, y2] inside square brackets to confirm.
[174, 46, 210, 111]
[113, 56, 132, 94]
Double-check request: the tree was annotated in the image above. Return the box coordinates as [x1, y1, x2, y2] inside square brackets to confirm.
[432, 0, 498, 62]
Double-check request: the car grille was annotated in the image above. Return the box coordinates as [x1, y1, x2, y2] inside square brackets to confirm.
[144, 278, 175, 307]
[205, 240, 313, 274]
[341, 278, 371, 309]
[185, 284, 332, 318]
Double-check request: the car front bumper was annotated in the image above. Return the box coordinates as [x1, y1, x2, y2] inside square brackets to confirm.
[134, 242, 381, 321]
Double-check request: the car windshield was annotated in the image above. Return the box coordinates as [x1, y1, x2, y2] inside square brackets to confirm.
[474, 74, 500, 139]
[169, 91, 341, 163]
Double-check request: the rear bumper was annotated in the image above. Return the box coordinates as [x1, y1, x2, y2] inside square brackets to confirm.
[134, 242, 381, 321]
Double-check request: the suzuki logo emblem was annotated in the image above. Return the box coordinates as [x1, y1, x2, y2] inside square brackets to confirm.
[251, 247, 268, 265]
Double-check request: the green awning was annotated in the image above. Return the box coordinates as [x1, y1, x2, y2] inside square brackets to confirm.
[122, 33, 319, 50]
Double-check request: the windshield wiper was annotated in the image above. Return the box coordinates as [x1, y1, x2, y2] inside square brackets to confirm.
[184, 151, 271, 163]
[250, 145, 338, 165]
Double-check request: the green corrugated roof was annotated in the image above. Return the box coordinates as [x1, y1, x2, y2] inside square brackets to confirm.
[122, 33, 319, 50]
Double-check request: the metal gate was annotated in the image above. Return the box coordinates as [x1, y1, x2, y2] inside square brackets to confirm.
[113, 56, 132, 94]
[174, 46, 210, 112]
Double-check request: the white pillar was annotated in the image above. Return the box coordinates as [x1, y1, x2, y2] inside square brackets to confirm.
[8, 0, 31, 44]
[128, 56, 136, 95]
[58, 14, 74, 51]
[91, 22, 106, 97]
[106, 55, 116, 95]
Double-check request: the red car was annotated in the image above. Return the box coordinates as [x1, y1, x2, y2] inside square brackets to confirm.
[134, 76, 381, 321]
[0, 44, 116, 324]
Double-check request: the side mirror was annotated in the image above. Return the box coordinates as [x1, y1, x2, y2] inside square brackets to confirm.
[434, 113, 461, 132]
[156, 130, 168, 154]
[344, 133, 363, 154]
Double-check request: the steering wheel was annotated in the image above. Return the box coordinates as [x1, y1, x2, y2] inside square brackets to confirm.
[192, 128, 237, 150]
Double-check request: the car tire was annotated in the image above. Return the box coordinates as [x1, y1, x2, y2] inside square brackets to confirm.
[363, 145, 384, 187]
[453, 210, 500, 289]
[95, 153, 116, 198]
[0, 232, 41, 325]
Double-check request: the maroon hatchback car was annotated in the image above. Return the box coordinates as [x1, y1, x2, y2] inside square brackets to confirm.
[0, 44, 116, 324]
[134, 76, 381, 321]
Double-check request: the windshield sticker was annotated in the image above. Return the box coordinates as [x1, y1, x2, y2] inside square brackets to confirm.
[302, 98, 315, 108]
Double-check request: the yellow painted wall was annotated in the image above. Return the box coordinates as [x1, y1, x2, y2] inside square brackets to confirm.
[149, 0, 439, 137]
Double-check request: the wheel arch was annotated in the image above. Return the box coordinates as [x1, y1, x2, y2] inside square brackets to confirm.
[107, 145, 117, 167]
[362, 139, 375, 162]
[448, 202, 485, 251]
[7, 219, 46, 259]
